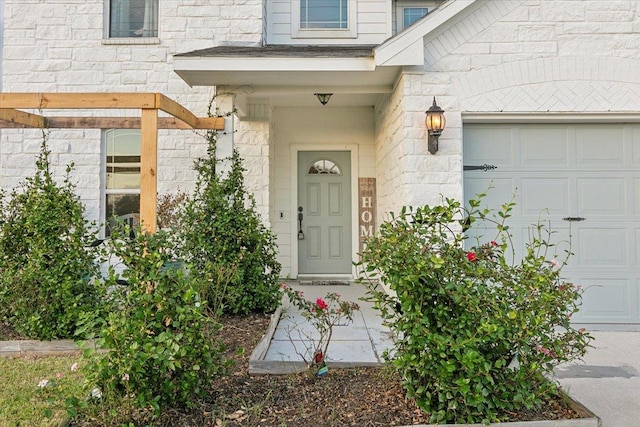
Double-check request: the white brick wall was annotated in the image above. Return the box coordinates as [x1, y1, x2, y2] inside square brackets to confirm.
[374, 76, 406, 222]
[379, 0, 640, 209]
[0, 0, 266, 228]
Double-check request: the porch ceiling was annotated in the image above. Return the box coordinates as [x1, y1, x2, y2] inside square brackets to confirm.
[174, 45, 401, 107]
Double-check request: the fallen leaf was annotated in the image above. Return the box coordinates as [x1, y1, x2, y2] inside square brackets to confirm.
[226, 409, 245, 420]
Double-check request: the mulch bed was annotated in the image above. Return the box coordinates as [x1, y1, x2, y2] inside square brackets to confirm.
[2, 315, 582, 426]
[146, 314, 581, 427]
[0, 319, 25, 340]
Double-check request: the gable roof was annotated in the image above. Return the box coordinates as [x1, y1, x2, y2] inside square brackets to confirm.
[374, 0, 478, 66]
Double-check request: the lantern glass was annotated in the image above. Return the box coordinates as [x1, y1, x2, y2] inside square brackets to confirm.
[426, 112, 445, 133]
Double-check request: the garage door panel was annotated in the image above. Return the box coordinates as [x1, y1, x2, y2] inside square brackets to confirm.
[575, 126, 625, 166]
[464, 127, 513, 164]
[578, 178, 626, 215]
[465, 177, 517, 212]
[633, 178, 640, 214]
[636, 229, 640, 266]
[577, 278, 631, 320]
[514, 223, 573, 264]
[633, 127, 640, 164]
[519, 128, 569, 166]
[521, 178, 569, 215]
[577, 228, 627, 266]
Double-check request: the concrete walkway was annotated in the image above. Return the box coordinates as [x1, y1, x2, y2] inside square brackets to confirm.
[250, 281, 393, 374]
[555, 331, 640, 427]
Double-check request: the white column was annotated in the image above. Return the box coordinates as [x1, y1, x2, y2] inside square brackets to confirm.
[216, 94, 235, 176]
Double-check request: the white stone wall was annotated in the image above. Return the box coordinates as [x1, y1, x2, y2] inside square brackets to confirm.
[384, 0, 640, 209]
[0, 0, 266, 227]
[374, 76, 406, 223]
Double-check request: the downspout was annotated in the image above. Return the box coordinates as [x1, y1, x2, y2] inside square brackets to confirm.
[0, 0, 4, 191]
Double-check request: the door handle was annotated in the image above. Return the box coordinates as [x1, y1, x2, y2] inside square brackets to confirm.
[563, 217, 586, 222]
[298, 206, 305, 240]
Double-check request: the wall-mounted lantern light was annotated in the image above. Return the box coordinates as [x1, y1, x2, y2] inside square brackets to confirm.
[425, 97, 446, 154]
[314, 93, 333, 106]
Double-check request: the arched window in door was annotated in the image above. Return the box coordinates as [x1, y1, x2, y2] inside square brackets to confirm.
[308, 159, 342, 175]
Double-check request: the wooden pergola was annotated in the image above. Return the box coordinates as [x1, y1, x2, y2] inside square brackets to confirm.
[0, 93, 225, 233]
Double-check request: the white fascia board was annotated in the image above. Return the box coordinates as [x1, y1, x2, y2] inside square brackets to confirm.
[174, 56, 376, 73]
[374, 0, 478, 67]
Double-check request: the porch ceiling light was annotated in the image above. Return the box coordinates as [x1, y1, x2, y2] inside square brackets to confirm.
[425, 97, 446, 154]
[314, 93, 333, 106]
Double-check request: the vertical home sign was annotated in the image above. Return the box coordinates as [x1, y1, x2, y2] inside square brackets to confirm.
[358, 178, 376, 253]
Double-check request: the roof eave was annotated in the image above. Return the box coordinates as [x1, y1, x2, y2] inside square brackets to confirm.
[174, 55, 377, 75]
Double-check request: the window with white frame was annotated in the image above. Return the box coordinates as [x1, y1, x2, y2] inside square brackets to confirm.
[403, 7, 429, 28]
[108, 0, 158, 38]
[293, 0, 357, 38]
[105, 129, 140, 234]
[300, 0, 348, 29]
[395, 1, 440, 33]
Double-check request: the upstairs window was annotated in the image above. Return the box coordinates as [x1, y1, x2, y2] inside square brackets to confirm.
[403, 7, 429, 28]
[109, 0, 158, 38]
[293, 0, 357, 38]
[396, 1, 440, 33]
[300, 0, 348, 29]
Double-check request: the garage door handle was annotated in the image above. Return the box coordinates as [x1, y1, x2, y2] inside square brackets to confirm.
[563, 217, 586, 222]
[463, 164, 497, 171]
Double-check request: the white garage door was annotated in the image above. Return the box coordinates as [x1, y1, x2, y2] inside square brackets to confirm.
[464, 123, 640, 327]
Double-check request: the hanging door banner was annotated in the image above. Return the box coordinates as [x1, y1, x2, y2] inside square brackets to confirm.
[358, 178, 376, 253]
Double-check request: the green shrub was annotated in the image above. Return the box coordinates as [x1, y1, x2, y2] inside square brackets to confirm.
[357, 195, 591, 424]
[84, 225, 226, 413]
[0, 138, 103, 340]
[180, 126, 281, 315]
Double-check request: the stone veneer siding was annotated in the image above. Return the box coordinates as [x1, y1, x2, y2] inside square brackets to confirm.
[374, 0, 640, 209]
[0, 0, 267, 226]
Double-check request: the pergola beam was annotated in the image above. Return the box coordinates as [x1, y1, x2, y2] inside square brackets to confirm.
[0, 108, 46, 128]
[42, 116, 224, 129]
[156, 93, 199, 128]
[0, 92, 226, 233]
[0, 92, 158, 109]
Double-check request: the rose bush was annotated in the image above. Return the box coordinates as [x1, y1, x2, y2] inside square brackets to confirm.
[357, 195, 591, 424]
[281, 285, 360, 372]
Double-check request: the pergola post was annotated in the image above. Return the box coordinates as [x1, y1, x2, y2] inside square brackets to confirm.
[140, 108, 158, 233]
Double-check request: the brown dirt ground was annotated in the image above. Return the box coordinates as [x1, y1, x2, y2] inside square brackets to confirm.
[2, 315, 582, 426]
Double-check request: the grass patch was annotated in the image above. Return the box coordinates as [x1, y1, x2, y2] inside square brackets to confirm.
[0, 354, 86, 427]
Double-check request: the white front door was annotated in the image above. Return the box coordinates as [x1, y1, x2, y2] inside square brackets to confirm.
[464, 123, 640, 326]
[298, 151, 352, 274]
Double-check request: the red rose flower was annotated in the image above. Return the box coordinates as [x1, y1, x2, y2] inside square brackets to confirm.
[316, 298, 328, 310]
[466, 251, 477, 262]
